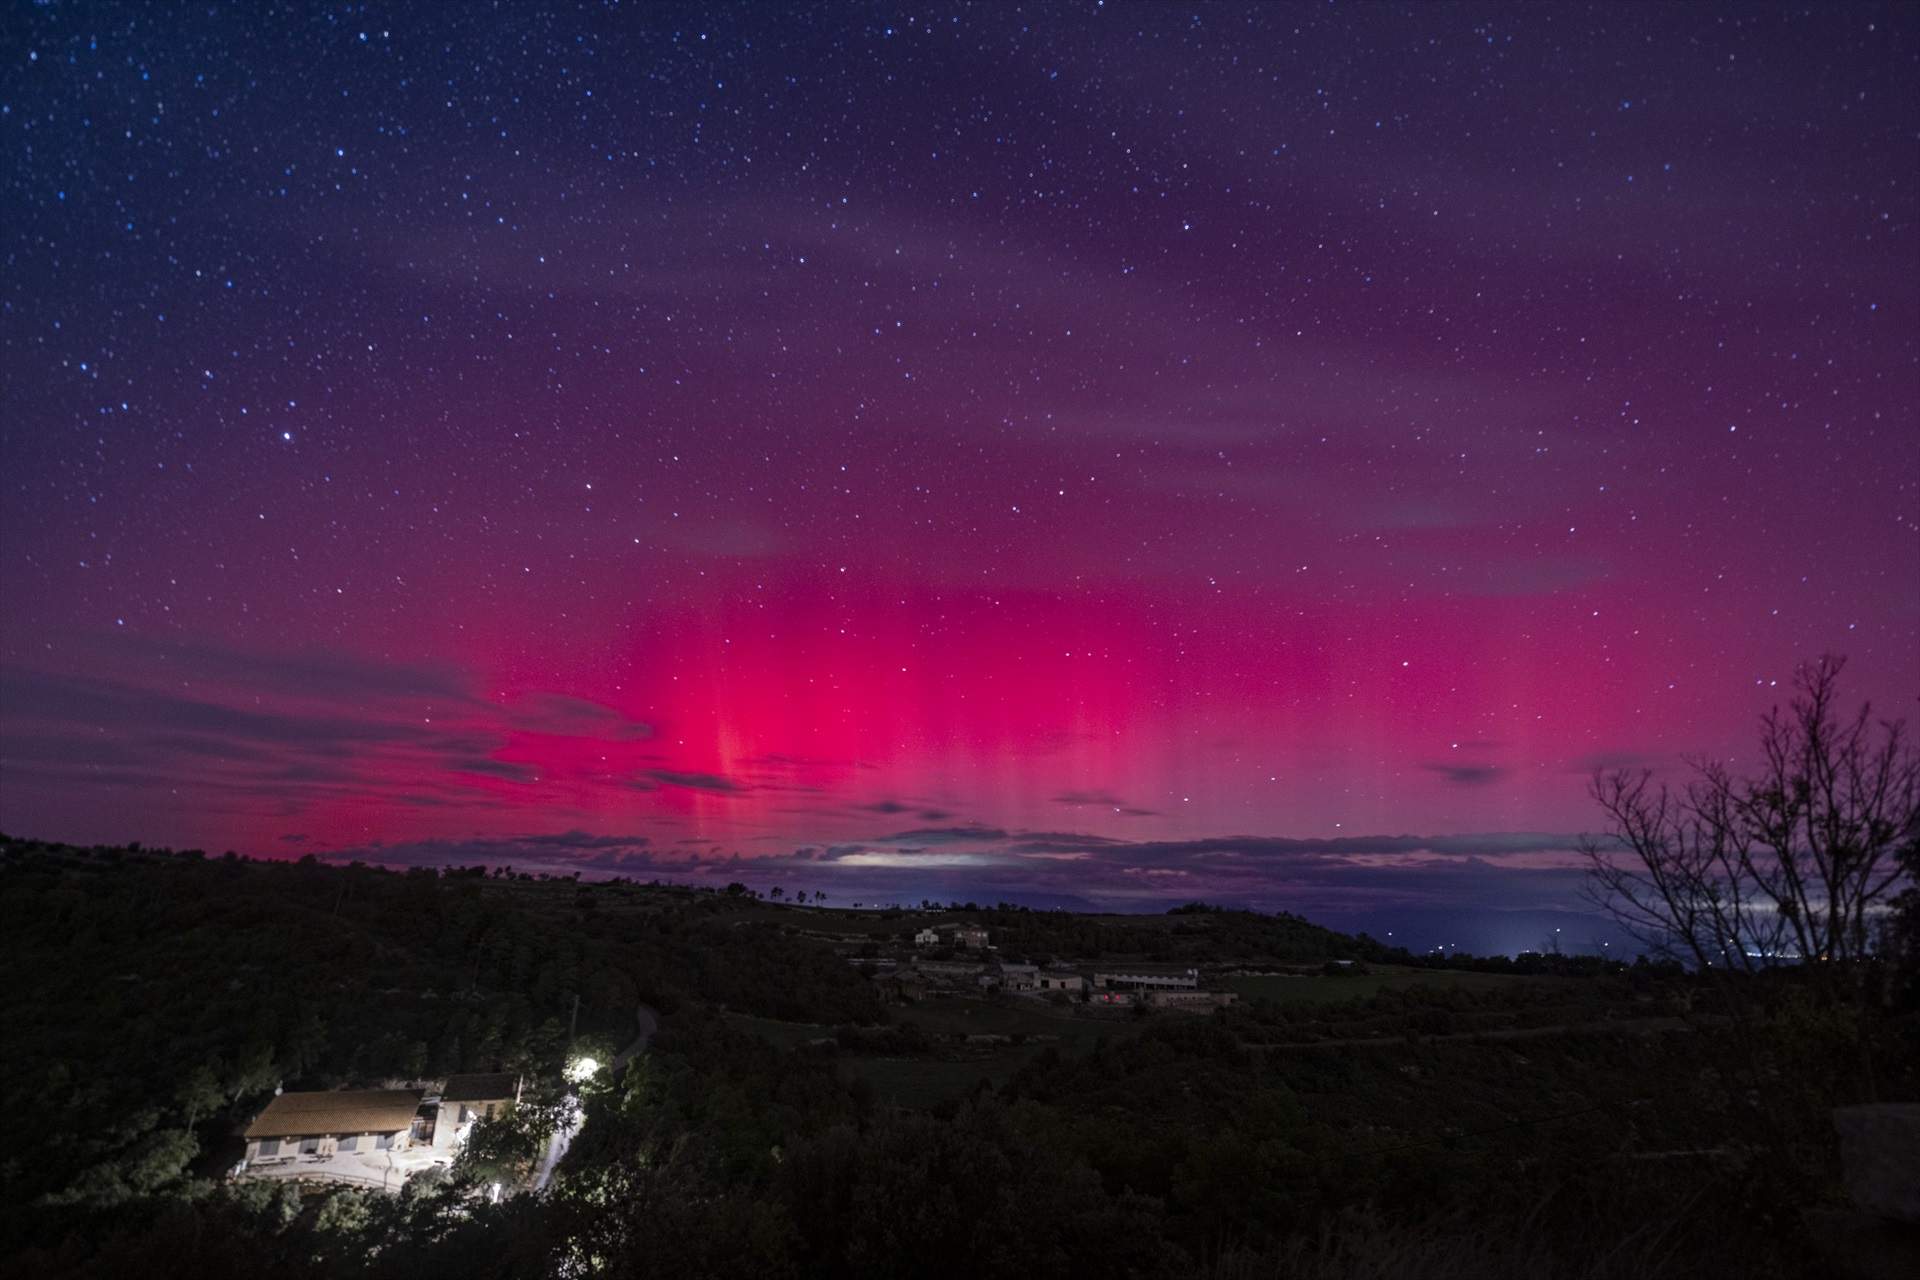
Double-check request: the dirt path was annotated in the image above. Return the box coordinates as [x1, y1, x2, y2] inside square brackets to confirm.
[532, 1002, 659, 1191]
[613, 1003, 659, 1071]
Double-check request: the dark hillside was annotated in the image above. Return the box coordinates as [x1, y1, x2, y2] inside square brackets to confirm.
[1, 836, 1912, 1280]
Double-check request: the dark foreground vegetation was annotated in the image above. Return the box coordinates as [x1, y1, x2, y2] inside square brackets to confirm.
[1, 833, 1915, 1279]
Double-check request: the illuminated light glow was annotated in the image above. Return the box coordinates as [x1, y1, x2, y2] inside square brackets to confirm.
[834, 851, 1003, 869]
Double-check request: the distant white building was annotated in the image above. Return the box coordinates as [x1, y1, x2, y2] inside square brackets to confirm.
[1093, 969, 1198, 991]
[988, 963, 1037, 991]
[1037, 970, 1085, 994]
[913, 927, 940, 947]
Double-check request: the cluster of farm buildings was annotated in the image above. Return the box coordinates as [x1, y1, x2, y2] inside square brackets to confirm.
[892, 923, 1239, 1011]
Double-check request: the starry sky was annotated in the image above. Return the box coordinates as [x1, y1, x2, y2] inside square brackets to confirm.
[3, 4, 1916, 948]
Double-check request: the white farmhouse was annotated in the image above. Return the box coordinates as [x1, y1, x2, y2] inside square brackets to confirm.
[240, 1089, 449, 1189]
[434, 1072, 521, 1152]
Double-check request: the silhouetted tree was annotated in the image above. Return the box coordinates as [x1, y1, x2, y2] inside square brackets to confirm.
[1890, 789, 1920, 1005]
[1582, 656, 1917, 972]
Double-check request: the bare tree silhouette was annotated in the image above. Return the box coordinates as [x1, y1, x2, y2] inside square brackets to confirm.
[1582, 656, 1917, 973]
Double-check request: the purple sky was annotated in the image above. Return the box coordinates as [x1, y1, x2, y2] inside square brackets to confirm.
[3, 4, 1916, 947]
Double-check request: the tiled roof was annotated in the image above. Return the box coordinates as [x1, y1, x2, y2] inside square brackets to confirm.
[244, 1090, 423, 1139]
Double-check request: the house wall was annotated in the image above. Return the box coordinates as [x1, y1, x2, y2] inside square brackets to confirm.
[247, 1130, 409, 1163]
[430, 1099, 511, 1151]
[1093, 971, 1198, 990]
[431, 1110, 459, 1152]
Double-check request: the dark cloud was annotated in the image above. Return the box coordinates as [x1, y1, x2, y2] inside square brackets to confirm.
[1051, 789, 1125, 806]
[0, 731, 147, 768]
[1004, 830, 1131, 850]
[1, 668, 427, 751]
[1469, 556, 1611, 598]
[642, 769, 749, 794]
[0, 640, 699, 834]
[1569, 750, 1668, 775]
[514, 830, 652, 850]
[856, 800, 957, 821]
[1050, 789, 1160, 816]
[740, 752, 879, 772]
[1421, 762, 1511, 787]
[1006, 831, 1594, 861]
[79, 632, 476, 705]
[813, 844, 865, 861]
[877, 825, 1010, 844]
[145, 733, 280, 762]
[506, 693, 652, 741]
[451, 758, 541, 783]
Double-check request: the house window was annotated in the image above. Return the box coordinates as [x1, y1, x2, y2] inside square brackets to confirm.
[338, 1134, 358, 1152]
[299, 1138, 320, 1155]
[375, 1132, 394, 1150]
[257, 1138, 280, 1158]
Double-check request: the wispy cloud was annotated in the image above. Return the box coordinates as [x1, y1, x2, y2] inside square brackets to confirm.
[854, 800, 955, 820]
[505, 693, 653, 741]
[1050, 789, 1160, 817]
[642, 769, 750, 794]
[453, 758, 542, 784]
[1, 636, 670, 834]
[1421, 762, 1511, 787]
[878, 825, 1011, 844]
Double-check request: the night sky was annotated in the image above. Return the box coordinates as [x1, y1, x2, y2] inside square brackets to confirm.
[4, 4, 1916, 948]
